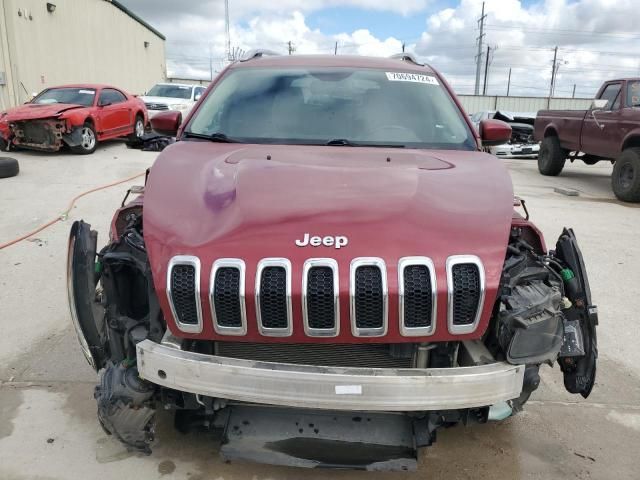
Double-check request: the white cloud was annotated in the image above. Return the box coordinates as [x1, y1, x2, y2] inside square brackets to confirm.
[415, 0, 640, 97]
[126, 0, 640, 98]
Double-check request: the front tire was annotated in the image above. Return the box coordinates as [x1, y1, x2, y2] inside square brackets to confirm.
[71, 122, 98, 154]
[538, 136, 566, 176]
[612, 148, 640, 202]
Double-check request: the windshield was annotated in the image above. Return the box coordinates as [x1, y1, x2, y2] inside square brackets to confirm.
[148, 84, 192, 99]
[187, 67, 475, 149]
[33, 88, 96, 106]
[627, 81, 640, 107]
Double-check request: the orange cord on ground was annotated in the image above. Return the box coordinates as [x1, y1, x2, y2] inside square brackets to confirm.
[0, 170, 146, 250]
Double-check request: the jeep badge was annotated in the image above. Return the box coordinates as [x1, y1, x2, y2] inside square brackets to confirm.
[295, 233, 348, 249]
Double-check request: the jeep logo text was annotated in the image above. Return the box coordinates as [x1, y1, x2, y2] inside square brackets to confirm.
[295, 233, 348, 249]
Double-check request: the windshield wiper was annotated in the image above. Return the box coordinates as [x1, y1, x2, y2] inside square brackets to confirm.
[183, 131, 240, 143]
[325, 138, 405, 148]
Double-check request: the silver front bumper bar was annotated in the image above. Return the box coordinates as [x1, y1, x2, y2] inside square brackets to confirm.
[137, 340, 525, 411]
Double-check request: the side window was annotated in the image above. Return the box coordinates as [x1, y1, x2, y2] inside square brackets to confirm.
[627, 81, 640, 107]
[99, 88, 127, 105]
[599, 83, 622, 110]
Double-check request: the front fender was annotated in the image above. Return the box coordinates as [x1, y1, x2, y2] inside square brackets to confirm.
[621, 129, 640, 152]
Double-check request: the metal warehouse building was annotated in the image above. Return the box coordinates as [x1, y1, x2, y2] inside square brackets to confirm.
[0, 0, 165, 109]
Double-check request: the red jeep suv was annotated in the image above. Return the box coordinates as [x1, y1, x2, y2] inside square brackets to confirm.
[68, 52, 598, 471]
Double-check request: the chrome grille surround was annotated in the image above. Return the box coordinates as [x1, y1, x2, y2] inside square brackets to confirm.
[398, 256, 437, 337]
[446, 255, 485, 334]
[302, 258, 340, 337]
[166, 255, 203, 334]
[209, 258, 247, 336]
[255, 258, 293, 337]
[350, 257, 388, 337]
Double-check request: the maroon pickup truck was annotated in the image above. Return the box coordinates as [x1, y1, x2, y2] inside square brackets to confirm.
[534, 78, 640, 202]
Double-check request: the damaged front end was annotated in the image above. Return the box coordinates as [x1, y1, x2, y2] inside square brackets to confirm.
[67, 197, 598, 469]
[488, 225, 598, 406]
[490, 111, 539, 158]
[68, 209, 163, 453]
[10, 119, 67, 151]
[7, 118, 86, 152]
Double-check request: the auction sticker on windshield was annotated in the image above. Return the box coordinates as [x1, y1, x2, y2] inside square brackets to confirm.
[386, 72, 439, 85]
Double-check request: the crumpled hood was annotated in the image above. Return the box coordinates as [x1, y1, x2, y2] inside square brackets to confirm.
[144, 142, 515, 342]
[3, 103, 86, 121]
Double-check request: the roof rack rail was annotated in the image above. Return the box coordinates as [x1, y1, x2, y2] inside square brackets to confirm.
[389, 53, 423, 66]
[240, 49, 281, 62]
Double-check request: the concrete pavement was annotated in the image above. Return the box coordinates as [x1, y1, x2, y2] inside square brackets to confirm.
[1, 143, 639, 479]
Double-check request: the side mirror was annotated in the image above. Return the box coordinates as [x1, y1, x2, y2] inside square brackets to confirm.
[479, 119, 512, 146]
[591, 99, 608, 110]
[150, 110, 182, 136]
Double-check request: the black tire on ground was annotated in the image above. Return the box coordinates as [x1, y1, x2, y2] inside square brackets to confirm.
[538, 136, 567, 176]
[128, 114, 145, 141]
[70, 122, 98, 154]
[612, 148, 640, 202]
[0, 157, 19, 178]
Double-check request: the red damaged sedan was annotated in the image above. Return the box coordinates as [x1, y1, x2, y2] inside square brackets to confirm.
[0, 84, 148, 154]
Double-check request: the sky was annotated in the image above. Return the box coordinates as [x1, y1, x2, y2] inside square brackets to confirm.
[120, 0, 640, 98]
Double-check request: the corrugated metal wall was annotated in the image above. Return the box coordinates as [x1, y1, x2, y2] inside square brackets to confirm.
[1, 0, 166, 107]
[458, 95, 593, 114]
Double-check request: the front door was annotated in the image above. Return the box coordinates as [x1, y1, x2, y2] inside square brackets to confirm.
[581, 82, 624, 158]
[96, 88, 131, 137]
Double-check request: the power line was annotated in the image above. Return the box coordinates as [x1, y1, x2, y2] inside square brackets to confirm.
[484, 24, 640, 40]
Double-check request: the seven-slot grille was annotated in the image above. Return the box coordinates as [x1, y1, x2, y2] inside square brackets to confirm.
[167, 255, 484, 336]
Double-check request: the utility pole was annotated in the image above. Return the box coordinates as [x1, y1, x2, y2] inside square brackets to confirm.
[287, 41, 296, 55]
[402, 42, 406, 53]
[482, 45, 490, 95]
[334, 41, 338, 55]
[506, 67, 511, 96]
[224, 0, 231, 60]
[572, 84, 576, 98]
[549, 46, 558, 98]
[474, 2, 487, 95]
[209, 43, 213, 81]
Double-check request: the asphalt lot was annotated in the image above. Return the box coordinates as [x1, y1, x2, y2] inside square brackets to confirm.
[1, 141, 639, 479]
